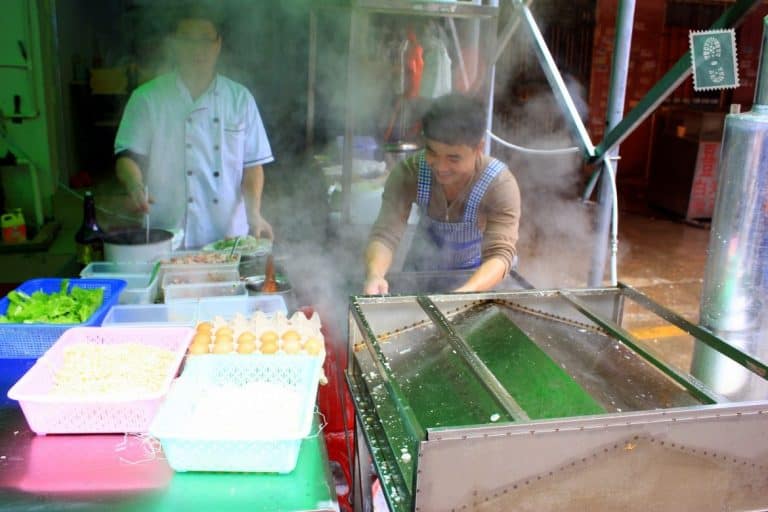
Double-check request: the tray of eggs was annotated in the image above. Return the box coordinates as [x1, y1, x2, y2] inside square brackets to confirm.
[185, 311, 324, 357]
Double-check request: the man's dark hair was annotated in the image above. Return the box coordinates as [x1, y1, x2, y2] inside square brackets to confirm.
[422, 93, 487, 147]
[171, 2, 224, 37]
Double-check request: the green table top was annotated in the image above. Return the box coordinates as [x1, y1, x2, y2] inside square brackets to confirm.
[0, 407, 338, 512]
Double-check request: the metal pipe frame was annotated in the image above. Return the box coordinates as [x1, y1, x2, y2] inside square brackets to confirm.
[516, 0, 596, 158]
[589, 0, 635, 287]
[305, 8, 317, 150]
[492, 0, 532, 65]
[590, 0, 762, 164]
[348, 301, 427, 443]
[558, 291, 723, 404]
[347, 375, 412, 512]
[416, 295, 531, 421]
[620, 283, 768, 379]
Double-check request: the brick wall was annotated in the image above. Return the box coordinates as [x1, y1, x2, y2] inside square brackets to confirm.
[587, 0, 768, 210]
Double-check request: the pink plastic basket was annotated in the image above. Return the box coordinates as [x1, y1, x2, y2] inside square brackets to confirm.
[7, 326, 194, 434]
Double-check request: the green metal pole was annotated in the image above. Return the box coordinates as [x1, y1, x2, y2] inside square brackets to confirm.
[591, 0, 762, 163]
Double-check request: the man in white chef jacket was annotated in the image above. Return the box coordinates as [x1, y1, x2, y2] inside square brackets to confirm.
[114, 6, 274, 248]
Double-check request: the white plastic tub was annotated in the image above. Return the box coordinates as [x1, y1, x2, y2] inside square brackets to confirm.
[102, 303, 199, 327]
[163, 281, 247, 304]
[80, 262, 160, 304]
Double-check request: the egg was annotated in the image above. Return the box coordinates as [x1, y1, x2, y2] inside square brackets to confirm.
[237, 339, 257, 354]
[282, 337, 302, 355]
[188, 342, 210, 355]
[196, 321, 213, 334]
[192, 332, 211, 346]
[260, 339, 278, 355]
[304, 337, 323, 356]
[281, 329, 301, 342]
[215, 326, 233, 338]
[214, 333, 233, 345]
[237, 331, 256, 344]
[213, 340, 234, 354]
[260, 330, 279, 344]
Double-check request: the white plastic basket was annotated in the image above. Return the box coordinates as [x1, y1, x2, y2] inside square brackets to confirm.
[150, 354, 323, 473]
[7, 326, 194, 434]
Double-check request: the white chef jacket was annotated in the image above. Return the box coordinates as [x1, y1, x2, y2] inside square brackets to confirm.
[115, 72, 274, 248]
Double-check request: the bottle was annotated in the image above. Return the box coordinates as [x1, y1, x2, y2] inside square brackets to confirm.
[75, 191, 105, 268]
[1, 208, 26, 244]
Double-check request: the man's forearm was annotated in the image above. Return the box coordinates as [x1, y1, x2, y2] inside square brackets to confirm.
[116, 156, 144, 191]
[365, 240, 394, 279]
[242, 164, 264, 220]
[454, 257, 507, 293]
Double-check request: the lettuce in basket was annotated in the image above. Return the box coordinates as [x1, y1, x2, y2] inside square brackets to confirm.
[0, 279, 104, 324]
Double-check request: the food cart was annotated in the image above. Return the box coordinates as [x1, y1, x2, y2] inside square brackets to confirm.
[346, 284, 768, 511]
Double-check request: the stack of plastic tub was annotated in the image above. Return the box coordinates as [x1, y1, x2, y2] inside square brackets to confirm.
[162, 268, 245, 303]
[80, 261, 160, 305]
[103, 295, 288, 328]
[159, 251, 244, 303]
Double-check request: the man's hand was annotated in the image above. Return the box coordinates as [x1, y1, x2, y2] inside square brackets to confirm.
[249, 212, 274, 240]
[116, 156, 150, 214]
[364, 275, 389, 295]
[126, 182, 152, 214]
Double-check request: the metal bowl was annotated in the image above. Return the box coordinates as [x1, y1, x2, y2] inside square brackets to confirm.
[243, 274, 292, 294]
[243, 274, 295, 311]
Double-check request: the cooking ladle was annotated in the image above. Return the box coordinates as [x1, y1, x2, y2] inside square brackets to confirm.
[144, 185, 150, 244]
[229, 236, 241, 257]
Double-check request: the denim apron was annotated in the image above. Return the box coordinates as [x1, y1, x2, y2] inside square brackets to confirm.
[404, 153, 505, 271]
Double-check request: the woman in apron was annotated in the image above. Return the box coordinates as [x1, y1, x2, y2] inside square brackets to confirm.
[365, 93, 521, 294]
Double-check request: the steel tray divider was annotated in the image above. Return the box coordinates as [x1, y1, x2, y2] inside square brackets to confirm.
[349, 300, 426, 442]
[558, 291, 723, 404]
[619, 283, 768, 379]
[415, 296, 530, 422]
[344, 373, 413, 512]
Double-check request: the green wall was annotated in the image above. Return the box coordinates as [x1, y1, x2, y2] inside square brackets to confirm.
[0, 0, 61, 226]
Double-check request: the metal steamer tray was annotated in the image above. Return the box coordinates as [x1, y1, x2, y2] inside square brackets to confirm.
[347, 284, 768, 512]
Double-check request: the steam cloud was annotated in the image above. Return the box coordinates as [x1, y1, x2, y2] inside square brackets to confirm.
[61, 1, 605, 353]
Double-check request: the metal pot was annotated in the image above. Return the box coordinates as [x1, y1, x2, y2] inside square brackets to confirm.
[383, 141, 421, 169]
[103, 228, 174, 263]
[243, 274, 295, 311]
[238, 252, 289, 277]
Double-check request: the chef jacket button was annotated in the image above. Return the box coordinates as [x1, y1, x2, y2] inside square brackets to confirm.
[214, 145, 220, 151]
[213, 198, 219, 204]
[186, 143, 192, 149]
[188, 197, 193, 203]
[187, 170, 193, 176]
[213, 117, 219, 123]
[213, 171, 220, 177]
